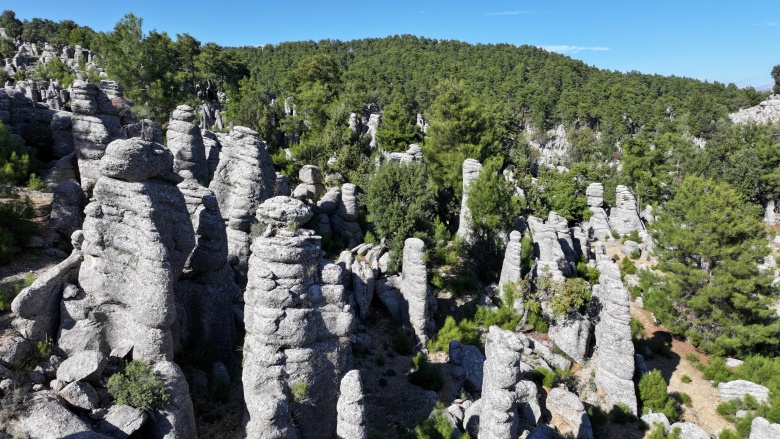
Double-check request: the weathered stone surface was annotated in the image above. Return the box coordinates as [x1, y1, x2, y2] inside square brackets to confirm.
[528, 216, 571, 279]
[400, 238, 434, 350]
[498, 230, 523, 296]
[0, 334, 32, 367]
[44, 153, 78, 190]
[547, 387, 594, 439]
[59, 380, 99, 410]
[549, 313, 591, 364]
[338, 183, 359, 222]
[718, 380, 770, 404]
[100, 138, 173, 182]
[318, 187, 341, 215]
[527, 424, 556, 439]
[50, 181, 85, 239]
[166, 105, 208, 185]
[208, 126, 276, 285]
[622, 240, 641, 258]
[352, 260, 375, 321]
[641, 412, 671, 432]
[593, 259, 637, 415]
[256, 196, 314, 228]
[449, 340, 485, 391]
[457, 159, 482, 244]
[749, 416, 780, 439]
[610, 185, 643, 236]
[479, 326, 525, 439]
[9, 391, 111, 439]
[375, 276, 403, 322]
[337, 370, 367, 439]
[98, 405, 148, 439]
[56, 350, 107, 383]
[139, 361, 197, 439]
[669, 422, 709, 439]
[549, 211, 577, 271]
[730, 95, 780, 125]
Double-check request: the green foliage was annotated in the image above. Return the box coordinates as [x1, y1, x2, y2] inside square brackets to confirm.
[427, 316, 480, 353]
[26, 174, 43, 191]
[107, 360, 171, 411]
[520, 235, 534, 274]
[414, 403, 457, 439]
[685, 353, 700, 364]
[622, 230, 641, 244]
[648, 176, 779, 356]
[610, 229, 620, 240]
[35, 339, 52, 359]
[638, 369, 679, 422]
[0, 273, 34, 312]
[376, 89, 422, 152]
[773, 65, 780, 95]
[680, 374, 692, 384]
[526, 167, 589, 222]
[630, 317, 645, 340]
[621, 256, 637, 275]
[677, 392, 692, 404]
[535, 367, 556, 387]
[393, 329, 414, 356]
[647, 425, 682, 439]
[0, 195, 37, 264]
[717, 429, 740, 439]
[609, 402, 635, 424]
[291, 382, 308, 402]
[534, 273, 591, 318]
[408, 352, 444, 391]
[474, 304, 522, 332]
[0, 121, 31, 185]
[363, 161, 435, 264]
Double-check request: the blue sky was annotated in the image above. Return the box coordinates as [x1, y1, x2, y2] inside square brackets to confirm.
[4, 1, 778, 89]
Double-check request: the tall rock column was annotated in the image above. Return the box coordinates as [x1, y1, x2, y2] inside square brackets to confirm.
[480, 326, 526, 439]
[208, 126, 276, 286]
[336, 370, 367, 439]
[166, 104, 208, 185]
[243, 196, 354, 439]
[593, 259, 637, 414]
[586, 183, 611, 241]
[498, 230, 523, 300]
[610, 185, 644, 236]
[400, 238, 434, 350]
[457, 159, 482, 244]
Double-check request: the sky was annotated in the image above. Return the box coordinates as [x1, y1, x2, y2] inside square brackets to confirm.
[3, 1, 778, 89]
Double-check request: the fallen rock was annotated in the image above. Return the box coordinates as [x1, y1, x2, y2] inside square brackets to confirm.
[547, 387, 594, 439]
[98, 405, 148, 439]
[59, 380, 99, 410]
[56, 350, 107, 383]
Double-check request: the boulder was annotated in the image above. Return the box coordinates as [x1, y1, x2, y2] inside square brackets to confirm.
[718, 380, 770, 404]
[9, 392, 111, 439]
[336, 370, 367, 439]
[669, 422, 709, 439]
[166, 104, 208, 185]
[547, 388, 594, 439]
[641, 412, 671, 433]
[59, 380, 99, 410]
[449, 340, 485, 391]
[749, 416, 780, 439]
[56, 350, 107, 383]
[100, 138, 173, 182]
[98, 405, 148, 439]
[549, 313, 591, 364]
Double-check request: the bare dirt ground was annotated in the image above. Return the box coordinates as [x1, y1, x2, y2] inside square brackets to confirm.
[630, 301, 732, 436]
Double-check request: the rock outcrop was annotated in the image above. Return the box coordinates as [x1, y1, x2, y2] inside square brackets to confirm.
[586, 183, 611, 240]
[166, 104, 208, 185]
[549, 313, 591, 364]
[498, 230, 523, 296]
[331, 183, 364, 248]
[243, 196, 354, 439]
[400, 238, 435, 350]
[547, 388, 594, 439]
[609, 185, 643, 236]
[208, 126, 276, 285]
[479, 326, 526, 439]
[718, 380, 770, 404]
[292, 164, 326, 201]
[593, 259, 637, 414]
[729, 95, 780, 125]
[336, 370, 368, 439]
[749, 416, 780, 439]
[457, 159, 482, 244]
[528, 216, 571, 280]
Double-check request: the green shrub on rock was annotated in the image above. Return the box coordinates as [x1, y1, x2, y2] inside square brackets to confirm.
[107, 360, 171, 411]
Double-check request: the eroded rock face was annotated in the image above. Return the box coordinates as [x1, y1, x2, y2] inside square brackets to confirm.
[479, 326, 526, 439]
[498, 230, 523, 296]
[749, 416, 780, 439]
[730, 95, 780, 125]
[457, 159, 482, 244]
[718, 380, 770, 404]
[586, 183, 611, 241]
[669, 422, 709, 439]
[67, 137, 195, 362]
[208, 126, 276, 286]
[547, 388, 594, 439]
[337, 370, 367, 439]
[610, 185, 643, 236]
[549, 313, 591, 364]
[243, 197, 354, 439]
[400, 238, 434, 350]
[9, 391, 111, 439]
[593, 259, 637, 415]
[548, 211, 577, 273]
[166, 105, 208, 185]
[528, 216, 571, 280]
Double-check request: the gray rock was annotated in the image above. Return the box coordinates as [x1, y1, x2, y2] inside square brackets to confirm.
[375, 276, 403, 322]
[669, 422, 709, 439]
[9, 391, 111, 439]
[400, 238, 434, 349]
[547, 387, 594, 439]
[44, 153, 78, 190]
[352, 260, 375, 321]
[166, 105, 208, 185]
[498, 230, 523, 297]
[641, 412, 671, 432]
[318, 187, 341, 215]
[449, 340, 485, 391]
[534, 342, 572, 371]
[635, 353, 650, 375]
[100, 138, 173, 182]
[275, 172, 291, 196]
[59, 380, 99, 410]
[527, 424, 556, 439]
[479, 326, 526, 439]
[622, 240, 640, 258]
[457, 159, 482, 244]
[726, 358, 744, 368]
[56, 350, 107, 383]
[586, 183, 611, 241]
[141, 361, 197, 439]
[749, 416, 780, 439]
[610, 185, 644, 236]
[729, 94, 780, 125]
[528, 216, 571, 279]
[50, 181, 85, 239]
[338, 183, 359, 221]
[256, 196, 314, 228]
[0, 334, 32, 367]
[718, 380, 770, 404]
[593, 259, 637, 414]
[337, 370, 367, 439]
[98, 405, 148, 439]
[549, 313, 591, 364]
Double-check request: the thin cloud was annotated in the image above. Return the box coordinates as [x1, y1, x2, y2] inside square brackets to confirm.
[484, 10, 531, 16]
[753, 21, 779, 26]
[542, 45, 611, 54]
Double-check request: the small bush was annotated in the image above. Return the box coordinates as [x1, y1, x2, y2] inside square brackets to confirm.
[474, 305, 521, 332]
[685, 353, 700, 365]
[677, 392, 692, 404]
[393, 330, 413, 356]
[647, 424, 682, 439]
[680, 374, 692, 384]
[364, 230, 377, 245]
[291, 382, 308, 402]
[414, 402, 455, 439]
[427, 316, 480, 353]
[535, 367, 556, 388]
[26, 173, 44, 191]
[717, 429, 740, 439]
[621, 256, 637, 275]
[638, 369, 679, 422]
[622, 230, 641, 244]
[107, 360, 171, 411]
[610, 229, 620, 240]
[630, 316, 645, 340]
[0, 196, 37, 264]
[0, 273, 35, 312]
[630, 249, 640, 259]
[609, 402, 634, 424]
[408, 352, 443, 391]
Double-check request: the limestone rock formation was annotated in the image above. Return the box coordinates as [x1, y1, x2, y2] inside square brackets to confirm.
[610, 185, 643, 236]
[547, 388, 594, 439]
[528, 216, 572, 280]
[65, 137, 195, 361]
[331, 183, 364, 247]
[50, 181, 85, 240]
[548, 211, 577, 273]
[243, 197, 354, 439]
[749, 416, 780, 439]
[669, 422, 709, 439]
[166, 104, 208, 185]
[498, 230, 523, 296]
[449, 340, 485, 392]
[549, 313, 591, 364]
[593, 259, 637, 415]
[292, 165, 326, 201]
[457, 159, 482, 244]
[641, 412, 671, 432]
[586, 183, 612, 241]
[479, 326, 526, 439]
[400, 238, 434, 350]
[208, 126, 276, 285]
[8, 391, 112, 439]
[718, 380, 770, 404]
[729, 95, 780, 125]
[336, 370, 367, 439]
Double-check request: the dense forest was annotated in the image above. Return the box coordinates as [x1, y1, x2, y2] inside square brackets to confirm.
[4, 9, 780, 438]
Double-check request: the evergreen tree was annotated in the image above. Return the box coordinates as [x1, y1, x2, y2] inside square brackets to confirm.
[648, 176, 779, 355]
[772, 65, 780, 95]
[375, 89, 422, 152]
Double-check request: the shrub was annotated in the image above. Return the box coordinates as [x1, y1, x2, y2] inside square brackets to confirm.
[685, 353, 700, 365]
[107, 360, 171, 411]
[393, 329, 414, 356]
[474, 305, 521, 332]
[630, 316, 645, 340]
[647, 424, 682, 439]
[609, 402, 634, 424]
[630, 249, 641, 259]
[717, 429, 740, 439]
[363, 230, 376, 245]
[0, 121, 31, 184]
[680, 374, 692, 384]
[622, 230, 641, 244]
[621, 256, 637, 275]
[535, 367, 556, 388]
[610, 229, 620, 239]
[414, 402, 456, 439]
[638, 369, 679, 422]
[26, 173, 44, 191]
[427, 316, 480, 353]
[0, 196, 37, 264]
[408, 352, 443, 391]
[0, 273, 34, 312]
[677, 392, 692, 404]
[291, 381, 308, 402]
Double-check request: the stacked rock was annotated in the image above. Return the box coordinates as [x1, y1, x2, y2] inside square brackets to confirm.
[548, 211, 577, 273]
[293, 164, 327, 200]
[610, 185, 643, 236]
[336, 370, 368, 439]
[457, 159, 482, 245]
[479, 326, 526, 439]
[208, 126, 276, 286]
[586, 183, 612, 241]
[243, 196, 354, 438]
[498, 230, 523, 306]
[331, 183, 364, 247]
[166, 104, 208, 185]
[528, 216, 571, 280]
[400, 238, 435, 350]
[593, 259, 637, 414]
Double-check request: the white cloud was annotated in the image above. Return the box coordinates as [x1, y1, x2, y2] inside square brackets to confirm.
[753, 22, 779, 26]
[541, 45, 611, 54]
[484, 10, 531, 16]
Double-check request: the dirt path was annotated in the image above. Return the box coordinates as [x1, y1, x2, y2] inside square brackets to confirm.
[630, 301, 732, 435]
